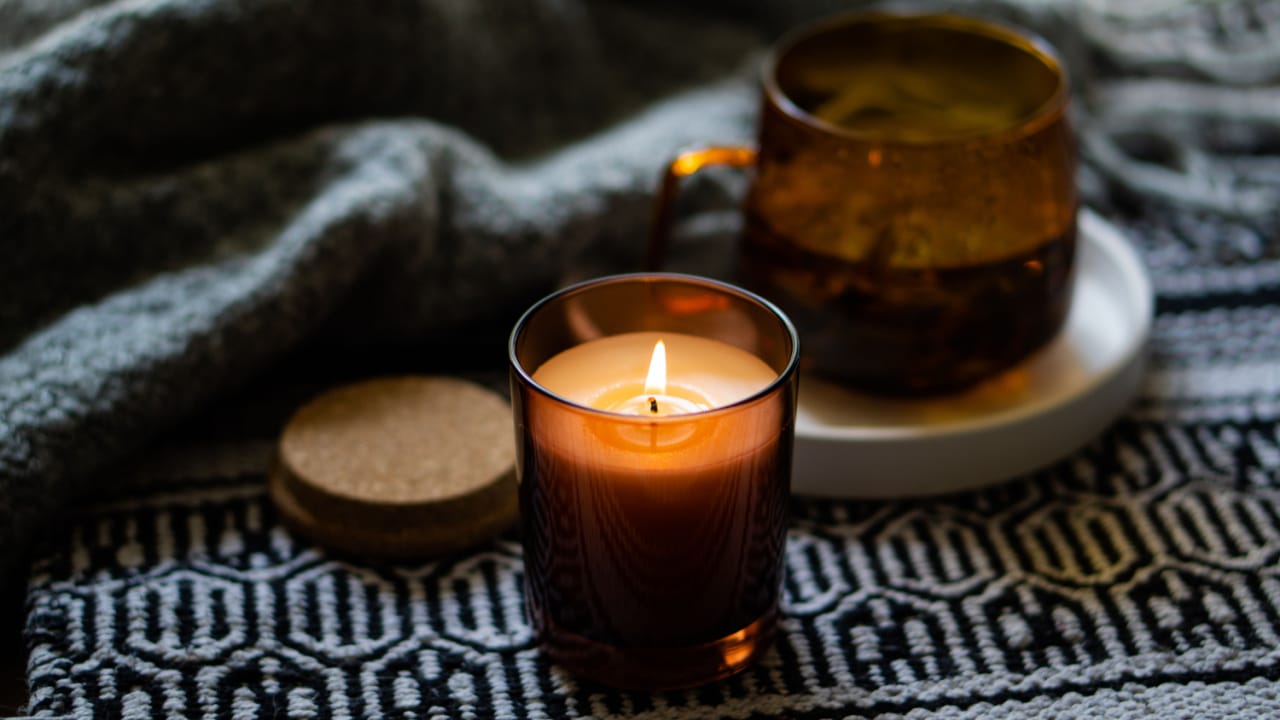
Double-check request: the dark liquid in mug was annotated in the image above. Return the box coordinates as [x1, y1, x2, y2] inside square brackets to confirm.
[741, 216, 1075, 394]
[778, 18, 1058, 142]
[741, 17, 1076, 393]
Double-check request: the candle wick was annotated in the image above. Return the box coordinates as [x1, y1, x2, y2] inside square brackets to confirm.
[648, 396, 658, 414]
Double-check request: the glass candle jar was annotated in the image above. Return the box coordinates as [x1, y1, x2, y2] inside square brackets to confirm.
[509, 273, 799, 689]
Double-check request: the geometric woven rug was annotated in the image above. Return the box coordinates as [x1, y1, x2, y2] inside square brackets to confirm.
[23, 209, 1280, 718]
[23, 450, 1280, 718]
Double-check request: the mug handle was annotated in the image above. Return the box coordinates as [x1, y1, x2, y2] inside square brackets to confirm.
[646, 146, 758, 271]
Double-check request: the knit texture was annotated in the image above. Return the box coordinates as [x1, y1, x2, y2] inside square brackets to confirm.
[8, 0, 1280, 716]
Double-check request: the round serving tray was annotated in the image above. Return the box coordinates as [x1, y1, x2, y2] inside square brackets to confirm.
[791, 209, 1153, 498]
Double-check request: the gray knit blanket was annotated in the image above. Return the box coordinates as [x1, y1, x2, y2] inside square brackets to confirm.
[6, 0, 1280, 717]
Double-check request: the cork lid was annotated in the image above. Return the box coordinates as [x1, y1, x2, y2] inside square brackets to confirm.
[269, 376, 517, 560]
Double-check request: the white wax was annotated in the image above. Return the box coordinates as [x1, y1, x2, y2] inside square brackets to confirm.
[532, 331, 776, 415]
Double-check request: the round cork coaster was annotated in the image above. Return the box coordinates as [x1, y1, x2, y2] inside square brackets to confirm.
[269, 376, 517, 560]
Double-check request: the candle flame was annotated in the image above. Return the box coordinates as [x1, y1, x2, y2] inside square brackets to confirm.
[644, 340, 667, 395]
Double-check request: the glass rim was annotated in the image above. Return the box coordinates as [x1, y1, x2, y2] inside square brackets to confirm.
[509, 272, 801, 422]
[762, 10, 1071, 147]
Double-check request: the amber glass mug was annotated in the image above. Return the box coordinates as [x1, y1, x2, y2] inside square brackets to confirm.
[650, 12, 1076, 394]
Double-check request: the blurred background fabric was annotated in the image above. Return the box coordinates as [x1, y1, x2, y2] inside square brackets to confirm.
[3, 0, 1280, 717]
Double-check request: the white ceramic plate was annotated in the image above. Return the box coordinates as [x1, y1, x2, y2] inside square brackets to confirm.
[792, 210, 1153, 498]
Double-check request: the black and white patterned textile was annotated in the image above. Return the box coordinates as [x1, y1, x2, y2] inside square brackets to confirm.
[23, 208, 1280, 719]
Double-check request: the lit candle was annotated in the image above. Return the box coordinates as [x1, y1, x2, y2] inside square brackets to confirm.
[510, 274, 799, 690]
[532, 331, 776, 416]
